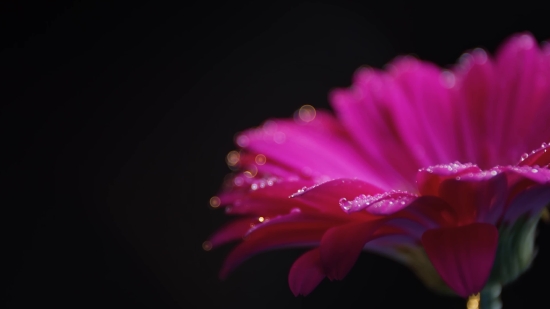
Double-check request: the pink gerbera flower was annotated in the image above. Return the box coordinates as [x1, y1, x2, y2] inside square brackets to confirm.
[206, 33, 550, 308]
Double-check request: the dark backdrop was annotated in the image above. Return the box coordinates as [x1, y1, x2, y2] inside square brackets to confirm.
[3, 2, 550, 308]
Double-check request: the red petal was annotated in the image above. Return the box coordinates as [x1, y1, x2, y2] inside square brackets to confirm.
[320, 221, 382, 281]
[421, 223, 498, 298]
[518, 143, 550, 167]
[416, 162, 481, 196]
[219, 212, 344, 279]
[392, 195, 458, 229]
[438, 172, 507, 225]
[288, 248, 325, 296]
[291, 178, 384, 219]
[207, 218, 255, 249]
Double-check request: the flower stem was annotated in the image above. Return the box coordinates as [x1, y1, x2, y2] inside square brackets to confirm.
[474, 285, 502, 309]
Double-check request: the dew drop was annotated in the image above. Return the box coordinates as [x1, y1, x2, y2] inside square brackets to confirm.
[339, 198, 352, 211]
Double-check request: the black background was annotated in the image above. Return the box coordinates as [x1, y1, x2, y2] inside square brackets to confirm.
[3, 2, 550, 308]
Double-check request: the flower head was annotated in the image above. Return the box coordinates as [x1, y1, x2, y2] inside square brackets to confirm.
[207, 33, 550, 301]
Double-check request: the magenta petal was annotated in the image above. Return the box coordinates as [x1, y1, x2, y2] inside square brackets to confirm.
[416, 163, 481, 196]
[320, 221, 381, 281]
[235, 111, 380, 180]
[288, 248, 325, 296]
[421, 223, 499, 298]
[291, 178, 384, 218]
[518, 143, 550, 167]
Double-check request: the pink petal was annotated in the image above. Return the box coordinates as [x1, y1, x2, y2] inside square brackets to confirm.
[235, 110, 379, 181]
[452, 48, 498, 167]
[421, 223, 499, 298]
[329, 82, 414, 189]
[288, 248, 325, 296]
[320, 221, 382, 281]
[494, 33, 550, 162]
[388, 57, 461, 165]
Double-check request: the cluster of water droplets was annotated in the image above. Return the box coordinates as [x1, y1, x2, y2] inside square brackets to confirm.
[288, 179, 334, 198]
[418, 161, 478, 174]
[520, 142, 548, 166]
[454, 169, 499, 181]
[338, 190, 418, 215]
[500, 165, 550, 182]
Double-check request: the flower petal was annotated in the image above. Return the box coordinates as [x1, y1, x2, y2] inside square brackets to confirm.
[453, 48, 498, 167]
[235, 111, 378, 181]
[503, 184, 550, 224]
[288, 248, 325, 296]
[222, 178, 318, 216]
[438, 171, 508, 225]
[518, 143, 550, 168]
[494, 34, 550, 160]
[290, 178, 384, 218]
[207, 217, 256, 249]
[416, 162, 481, 196]
[421, 223, 499, 298]
[320, 221, 382, 281]
[219, 211, 344, 279]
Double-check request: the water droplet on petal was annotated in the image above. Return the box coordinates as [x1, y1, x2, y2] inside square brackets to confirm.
[290, 208, 301, 214]
[339, 198, 352, 211]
